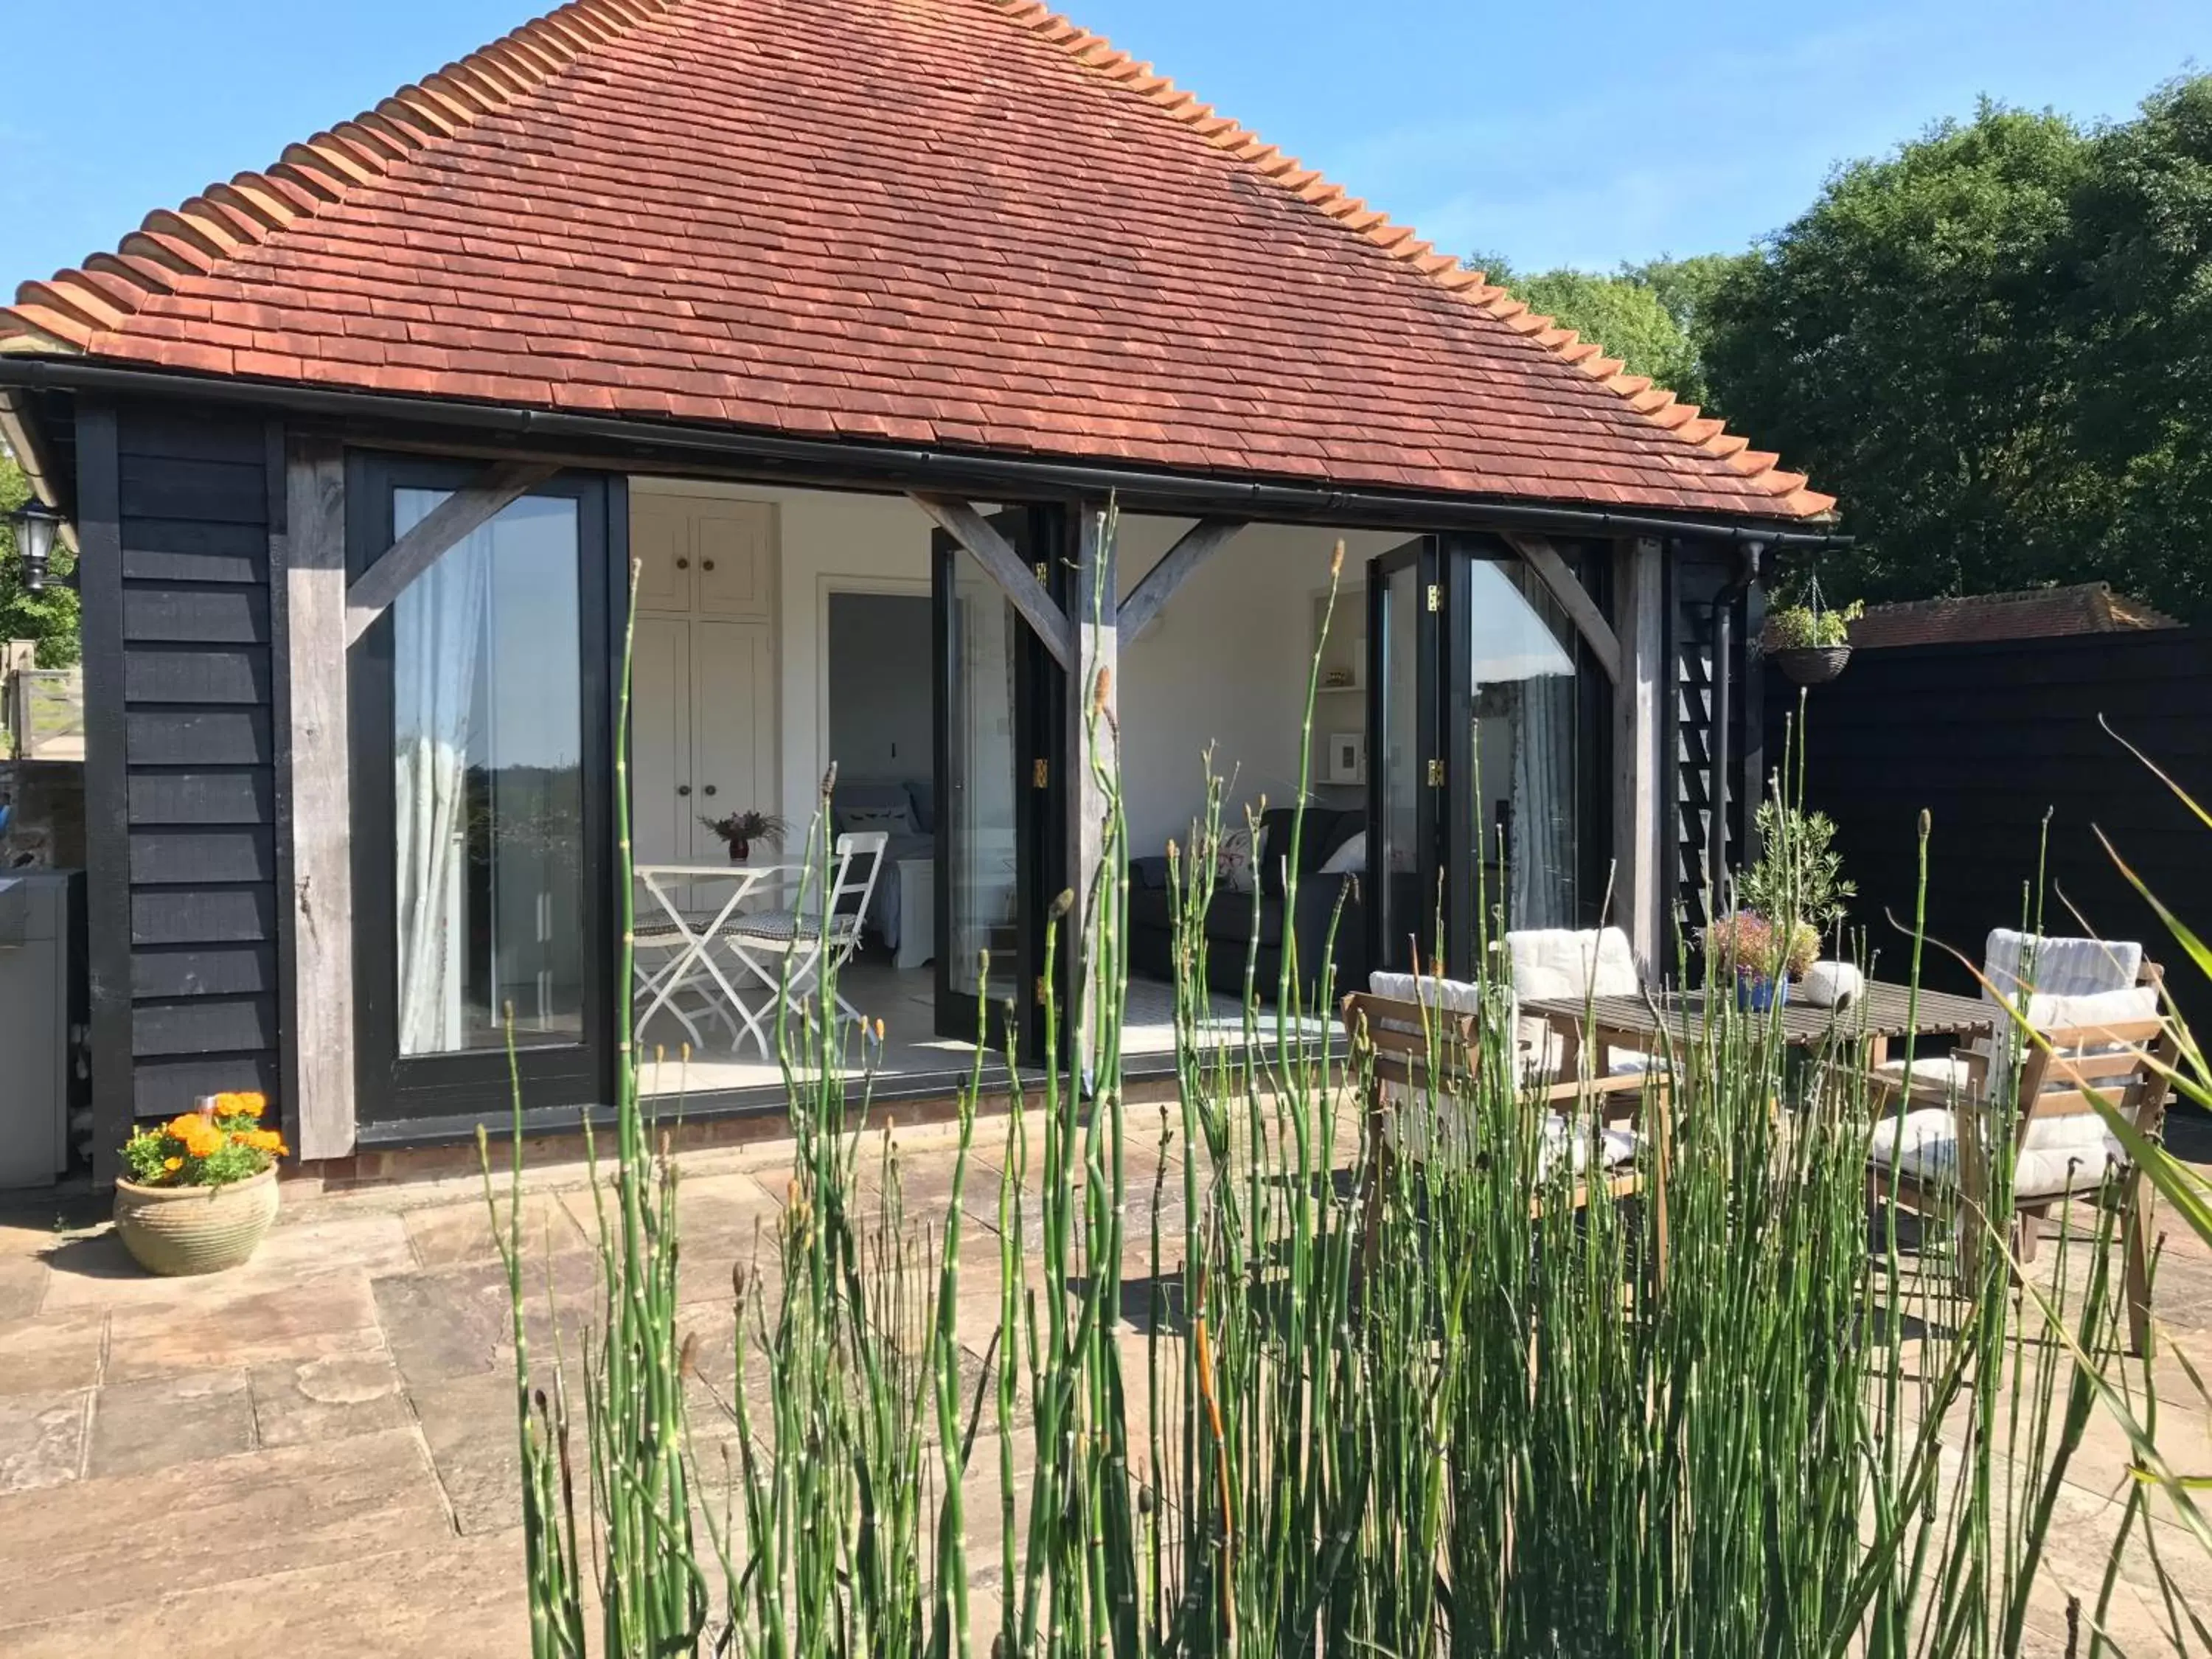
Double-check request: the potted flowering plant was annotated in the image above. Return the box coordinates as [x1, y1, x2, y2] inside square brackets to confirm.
[114, 1093, 288, 1276]
[1703, 910, 1800, 1011]
[698, 808, 787, 863]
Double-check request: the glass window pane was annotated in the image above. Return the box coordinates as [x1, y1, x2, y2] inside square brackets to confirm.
[392, 489, 585, 1055]
[947, 550, 1020, 1006]
[1374, 563, 1422, 968]
[1466, 559, 1582, 931]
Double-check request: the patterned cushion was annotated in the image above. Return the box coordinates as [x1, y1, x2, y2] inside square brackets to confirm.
[723, 909, 858, 944]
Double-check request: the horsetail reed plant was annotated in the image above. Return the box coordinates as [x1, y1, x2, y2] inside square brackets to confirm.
[489, 516, 2182, 1657]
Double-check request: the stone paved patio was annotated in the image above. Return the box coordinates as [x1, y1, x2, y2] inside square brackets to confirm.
[2, 1113, 2211, 1657]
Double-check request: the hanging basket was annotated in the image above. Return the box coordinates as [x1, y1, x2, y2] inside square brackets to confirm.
[1773, 644, 1852, 685]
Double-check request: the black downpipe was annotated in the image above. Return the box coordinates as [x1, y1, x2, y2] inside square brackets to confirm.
[1707, 540, 1764, 912]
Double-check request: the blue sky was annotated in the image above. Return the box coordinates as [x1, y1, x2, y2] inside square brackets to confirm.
[0, 0, 2204, 289]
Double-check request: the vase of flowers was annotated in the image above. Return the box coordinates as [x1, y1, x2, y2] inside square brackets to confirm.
[698, 808, 787, 863]
[114, 1093, 288, 1276]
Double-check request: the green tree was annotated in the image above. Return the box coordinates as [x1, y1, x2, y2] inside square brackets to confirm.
[1474, 251, 1711, 406]
[1517, 268, 1707, 405]
[1702, 101, 2096, 607]
[0, 453, 80, 667]
[2060, 75, 2212, 619]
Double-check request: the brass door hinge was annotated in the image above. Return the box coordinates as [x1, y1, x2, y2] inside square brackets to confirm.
[1034, 975, 1048, 1008]
[1034, 561, 1050, 586]
[1427, 757, 1445, 787]
[1426, 583, 1441, 613]
[1032, 757, 1049, 789]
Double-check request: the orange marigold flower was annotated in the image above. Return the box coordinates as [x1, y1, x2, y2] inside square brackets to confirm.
[165, 1113, 204, 1141]
[215, 1091, 266, 1121]
[162, 1157, 182, 1172]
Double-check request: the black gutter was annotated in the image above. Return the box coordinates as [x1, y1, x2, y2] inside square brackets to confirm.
[0, 355, 1853, 550]
[1707, 538, 1764, 908]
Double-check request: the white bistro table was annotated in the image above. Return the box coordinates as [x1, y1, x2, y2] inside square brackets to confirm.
[633, 861, 801, 1059]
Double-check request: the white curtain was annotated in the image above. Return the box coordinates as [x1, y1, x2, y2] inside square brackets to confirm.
[1509, 664, 1576, 931]
[394, 524, 490, 1055]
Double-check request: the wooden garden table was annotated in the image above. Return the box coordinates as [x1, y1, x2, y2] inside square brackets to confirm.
[1523, 981, 1997, 1074]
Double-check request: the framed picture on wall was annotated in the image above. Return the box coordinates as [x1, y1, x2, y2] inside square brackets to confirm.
[1326, 731, 1365, 785]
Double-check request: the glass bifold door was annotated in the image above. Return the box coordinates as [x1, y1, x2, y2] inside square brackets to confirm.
[931, 507, 1068, 1062]
[1366, 535, 1604, 979]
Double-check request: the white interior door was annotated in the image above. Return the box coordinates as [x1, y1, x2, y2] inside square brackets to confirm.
[630, 616, 692, 863]
[691, 619, 776, 842]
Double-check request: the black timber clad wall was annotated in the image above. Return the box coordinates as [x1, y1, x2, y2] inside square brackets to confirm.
[114, 406, 281, 1120]
[1765, 629, 2212, 1034]
[1669, 549, 1750, 936]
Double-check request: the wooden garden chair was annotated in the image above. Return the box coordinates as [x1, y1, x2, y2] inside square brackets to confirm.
[1341, 990, 1663, 1276]
[1868, 994, 2177, 1354]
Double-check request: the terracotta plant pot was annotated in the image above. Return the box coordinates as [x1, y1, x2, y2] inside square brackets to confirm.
[113, 1166, 279, 1276]
[1773, 644, 1852, 685]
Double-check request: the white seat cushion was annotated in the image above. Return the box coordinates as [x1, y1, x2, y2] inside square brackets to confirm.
[1383, 1096, 1638, 1176]
[723, 908, 858, 945]
[1367, 970, 1484, 1016]
[1868, 1106, 2126, 1200]
[1986, 929, 2141, 1002]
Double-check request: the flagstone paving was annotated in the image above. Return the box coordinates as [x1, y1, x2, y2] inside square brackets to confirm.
[0, 1113, 2208, 1656]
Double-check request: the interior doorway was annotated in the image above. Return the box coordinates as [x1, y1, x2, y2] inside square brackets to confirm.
[823, 585, 936, 975]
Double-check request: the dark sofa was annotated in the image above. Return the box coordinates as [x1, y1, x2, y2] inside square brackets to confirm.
[1126, 806, 1368, 1001]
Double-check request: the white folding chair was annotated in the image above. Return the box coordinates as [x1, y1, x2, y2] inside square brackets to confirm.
[717, 832, 890, 1032]
[633, 865, 780, 1057]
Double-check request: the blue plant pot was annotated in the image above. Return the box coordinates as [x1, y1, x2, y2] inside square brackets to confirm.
[1737, 972, 1788, 1012]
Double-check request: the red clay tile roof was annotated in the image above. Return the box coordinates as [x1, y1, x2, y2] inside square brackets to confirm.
[1, 0, 1833, 519]
[1830, 584, 2183, 651]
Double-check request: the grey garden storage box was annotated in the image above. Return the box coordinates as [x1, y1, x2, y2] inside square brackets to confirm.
[0, 870, 81, 1187]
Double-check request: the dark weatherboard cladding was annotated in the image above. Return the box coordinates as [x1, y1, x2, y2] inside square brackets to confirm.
[79, 401, 282, 1178]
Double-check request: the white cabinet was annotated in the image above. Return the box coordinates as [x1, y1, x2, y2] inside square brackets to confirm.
[630, 494, 779, 865]
[631, 495, 774, 619]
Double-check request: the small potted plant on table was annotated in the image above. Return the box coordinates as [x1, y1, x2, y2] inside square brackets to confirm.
[114, 1093, 287, 1276]
[698, 808, 787, 863]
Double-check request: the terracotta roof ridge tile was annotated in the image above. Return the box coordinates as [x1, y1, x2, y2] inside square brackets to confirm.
[0, 0, 677, 354]
[979, 0, 1835, 521]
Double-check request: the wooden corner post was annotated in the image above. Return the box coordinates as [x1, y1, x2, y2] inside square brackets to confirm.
[1068, 503, 1117, 1075]
[279, 437, 357, 1161]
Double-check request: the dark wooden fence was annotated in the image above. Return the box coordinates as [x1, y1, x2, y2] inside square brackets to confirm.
[1765, 628, 2212, 1036]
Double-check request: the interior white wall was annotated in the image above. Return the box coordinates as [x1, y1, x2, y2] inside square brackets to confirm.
[626, 481, 1408, 860]
[1114, 519, 1407, 856]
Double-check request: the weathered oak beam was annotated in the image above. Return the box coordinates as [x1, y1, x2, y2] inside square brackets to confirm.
[1068, 504, 1117, 1075]
[910, 493, 1072, 669]
[1503, 530, 1622, 683]
[1116, 518, 1245, 647]
[344, 461, 555, 644]
[281, 437, 356, 1161]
